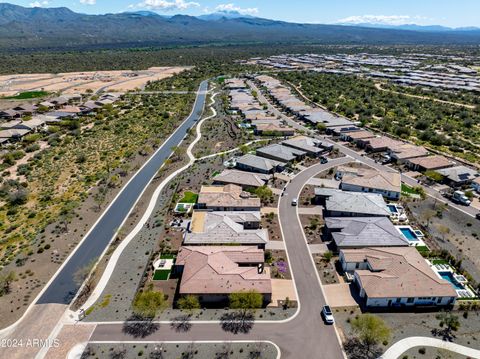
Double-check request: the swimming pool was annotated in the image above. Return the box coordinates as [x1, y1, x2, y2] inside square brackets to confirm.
[439, 271, 464, 290]
[387, 204, 398, 214]
[399, 227, 419, 242]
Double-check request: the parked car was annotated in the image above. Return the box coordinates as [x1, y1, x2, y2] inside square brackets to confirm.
[320, 156, 328, 164]
[476, 213, 480, 220]
[321, 305, 334, 324]
[291, 198, 298, 206]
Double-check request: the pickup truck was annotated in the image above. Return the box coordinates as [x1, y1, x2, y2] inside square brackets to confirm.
[442, 190, 471, 206]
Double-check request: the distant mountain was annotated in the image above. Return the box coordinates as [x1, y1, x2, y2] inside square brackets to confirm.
[336, 22, 480, 33]
[0, 3, 480, 51]
[197, 11, 255, 21]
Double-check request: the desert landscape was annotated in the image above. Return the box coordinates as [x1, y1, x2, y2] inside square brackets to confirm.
[0, 66, 190, 97]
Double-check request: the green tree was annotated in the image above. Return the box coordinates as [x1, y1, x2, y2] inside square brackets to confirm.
[133, 290, 166, 318]
[350, 314, 391, 356]
[0, 271, 16, 296]
[436, 311, 460, 341]
[254, 186, 273, 205]
[177, 295, 200, 312]
[229, 290, 263, 312]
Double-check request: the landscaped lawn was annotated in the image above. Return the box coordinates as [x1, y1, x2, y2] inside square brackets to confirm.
[179, 191, 198, 203]
[432, 259, 449, 265]
[160, 253, 176, 259]
[401, 184, 416, 194]
[3, 90, 49, 99]
[153, 269, 171, 280]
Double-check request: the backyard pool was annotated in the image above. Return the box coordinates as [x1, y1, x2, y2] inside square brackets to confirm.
[387, 204, 398, 214]
[439, 271, 464, 290]
[399, 227, 419, 242]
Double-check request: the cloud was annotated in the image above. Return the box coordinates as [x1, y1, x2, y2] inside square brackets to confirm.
[80, 0, 96, 4]
[214, 3, 258, 16]
[29, 0, 49, 7]
[336, 15, 427, 26]
[133, 0, 200, 11]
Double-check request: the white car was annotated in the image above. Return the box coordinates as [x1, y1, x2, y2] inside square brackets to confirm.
[322, 305, 334, 324]
[291, 198, 298, 206]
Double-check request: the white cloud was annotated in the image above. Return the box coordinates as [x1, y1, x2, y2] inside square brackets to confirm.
[80, 0, 96, 5]
[336, 15, 427, 26]
[133, 0, 200, 11]
[29, 0, 49, 7]
[214, 3, 258, 16]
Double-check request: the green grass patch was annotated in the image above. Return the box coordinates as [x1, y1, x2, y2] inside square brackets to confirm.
[401, 184, 416, 194]
[432, 259, 449, 265]
[85, 306, 95, 316]
[153, 269, 171, 280]
[179, 191, 198, 204]
[99, 294, 112, 308]
[160, 253, 176, 259]
[211, 171, 220, 177]
[3, 91, 49, 99]
[415, 246, 430, 255]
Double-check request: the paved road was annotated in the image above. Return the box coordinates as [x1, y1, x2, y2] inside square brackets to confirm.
[36, 80, 209, 305]
[89, 158, 350, 359]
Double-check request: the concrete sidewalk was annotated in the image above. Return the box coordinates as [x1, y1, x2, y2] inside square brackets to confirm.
[381, 336, 480, 359]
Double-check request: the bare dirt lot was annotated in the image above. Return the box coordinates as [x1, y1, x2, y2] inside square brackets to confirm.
[0, 67, 189, 96]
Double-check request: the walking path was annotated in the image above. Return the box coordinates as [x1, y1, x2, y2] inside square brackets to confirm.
[78, 91, 219, 314]
[381, 336, 480, 359]
[374, 82, 476, 109]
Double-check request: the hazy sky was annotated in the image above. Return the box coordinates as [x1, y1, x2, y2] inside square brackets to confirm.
[10, 0, 480, 28]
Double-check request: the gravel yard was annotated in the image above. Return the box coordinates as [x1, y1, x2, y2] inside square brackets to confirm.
[83, 341, 278, 359]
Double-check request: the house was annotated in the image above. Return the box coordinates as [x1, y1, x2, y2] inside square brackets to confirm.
[0, 128, 31, 140]
[254, 123, 295, 136]
[336, 166, 401, 200]
[435, 165, 478, 187]
[175, 246, 272, 306]
[197, 184, 261, 211]
[12, 118, 47, 132]
[324, 217, 409, 249]
[0, 109, 20, 119]
[406, 155, 455, 172]
[388, 144, 429, 163]
[0, 120, 22, 130]
[81, 101, 101, 112]
[340, 130, 376, 144]
[184, 211, 268, 247]
[365, 136, 403, 153]
[314, 188, 391, 217]
[256, 144, 306, 163]
[213, 169, 270, 189]
[340, 247, 457, 307]
[282, 136, 324, 157]
[236, 154, 285, 174]
[224, 78, 247, 90]
[38, 101, 55, 109]
[12, 104, 37, 115]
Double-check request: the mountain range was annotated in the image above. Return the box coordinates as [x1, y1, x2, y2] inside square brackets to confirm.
[1, 3, 480, 51]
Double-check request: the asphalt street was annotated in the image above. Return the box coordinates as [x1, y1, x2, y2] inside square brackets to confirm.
[37, 80, 209, 305]
[89, 158, 350, 359]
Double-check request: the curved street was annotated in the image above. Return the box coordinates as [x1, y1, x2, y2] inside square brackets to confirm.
[88, 157, 352, 359]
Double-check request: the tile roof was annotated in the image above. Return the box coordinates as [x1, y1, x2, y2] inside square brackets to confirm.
[342, 247, 457, 299]
[185, 211, 268, 245]
[256, 144, 306, 162]
[198, 184, 261, 209]
[236, 154, 285, 172]
[407, 155, 455, 170]
[339, 166, 401, 193]
[436, 165, 478, 183]
[282, 136, 323, 154]
[176, 246, 272, 295]
[315, 188, 390, 216]
[326, 217, 409, 248]
[213, 169, 270, 188]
